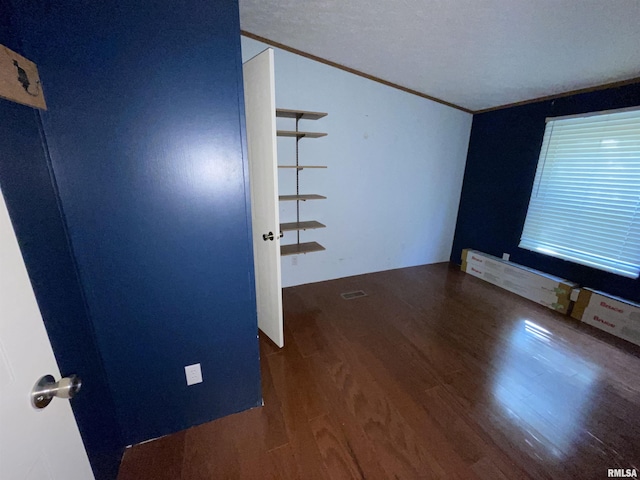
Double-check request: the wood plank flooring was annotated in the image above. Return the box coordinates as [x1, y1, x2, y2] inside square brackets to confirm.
[117, 263, 640, 479]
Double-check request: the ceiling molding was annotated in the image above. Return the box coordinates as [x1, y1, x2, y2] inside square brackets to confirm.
[241, 31, 639, 116]
[241, 30, 473, 114]
[475, 76, 640, 114]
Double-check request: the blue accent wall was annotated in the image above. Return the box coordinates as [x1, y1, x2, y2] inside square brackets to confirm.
[9, 0, 261, 451]
[0, 102, 125, 480]
[1, 5, 123, 478]
[451, 82, 640, 303]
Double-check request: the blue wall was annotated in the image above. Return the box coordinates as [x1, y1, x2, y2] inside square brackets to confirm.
[0, 101, 125, 480]
[0, 4, 123, 478]
[451, 82, 640, 303]
[9, 0, 261, 451]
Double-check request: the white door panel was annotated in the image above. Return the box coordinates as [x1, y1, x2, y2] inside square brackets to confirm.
[243, 49, 284, 348]
[0, 188, 94, 480]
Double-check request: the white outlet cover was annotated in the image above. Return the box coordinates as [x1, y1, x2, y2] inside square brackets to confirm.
[502, 253, 510, 261]
[184, 363, 203, 386]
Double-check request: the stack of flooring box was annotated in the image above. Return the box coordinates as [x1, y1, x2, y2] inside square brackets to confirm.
[460, 249, 578, 315]
[571, 288, 640, 347]
[461, 248, 640, 348]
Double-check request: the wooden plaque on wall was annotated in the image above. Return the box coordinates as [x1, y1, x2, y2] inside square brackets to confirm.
[0, 45, 47, 110]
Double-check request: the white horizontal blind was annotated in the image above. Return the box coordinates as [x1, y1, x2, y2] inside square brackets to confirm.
[519, 108, 640, 279]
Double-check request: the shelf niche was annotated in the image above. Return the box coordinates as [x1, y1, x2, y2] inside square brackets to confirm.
[276, 107, 328, 257]
[276, 108, 327, 120]
[280, 221, 326, 232]
[279, 194, 326, 201]
[278, 165, 327, 170]
[277, 130, 327, 138]
[281, 241, 326, 256]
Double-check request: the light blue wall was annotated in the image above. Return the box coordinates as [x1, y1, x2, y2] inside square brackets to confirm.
[242, 37, 473, 287]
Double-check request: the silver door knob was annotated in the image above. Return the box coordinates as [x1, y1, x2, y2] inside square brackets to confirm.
[31, 374, 82, 409]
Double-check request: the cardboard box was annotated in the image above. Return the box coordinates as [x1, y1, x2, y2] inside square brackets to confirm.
[460, 249, 578, 314]
[571, 288, 640, 347]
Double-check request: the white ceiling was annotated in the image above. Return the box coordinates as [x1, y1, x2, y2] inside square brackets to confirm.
[239, 0, 640, 112]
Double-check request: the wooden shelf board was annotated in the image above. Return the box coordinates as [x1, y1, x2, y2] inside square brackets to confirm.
[280, 221, 326, 232]
[281, 242, 325, 256]
[276, 108, 327, 120]
[278, 165, 327, 169]
[279, 194, 326, 201]
[277, 130, 327, 138]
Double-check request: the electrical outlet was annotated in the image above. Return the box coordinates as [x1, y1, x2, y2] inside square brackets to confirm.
[291, 256, 298, 266]
[502, 253, 510, 261]
[184, 363, 203, 386]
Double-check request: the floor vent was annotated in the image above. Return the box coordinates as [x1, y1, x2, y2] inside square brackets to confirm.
[341, 290, 367, 300]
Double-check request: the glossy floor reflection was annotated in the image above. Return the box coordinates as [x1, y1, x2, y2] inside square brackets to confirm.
[118, 263, 640, 479]
[493, 319, 598, 459]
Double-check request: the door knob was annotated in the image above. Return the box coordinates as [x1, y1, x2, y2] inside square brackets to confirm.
[31, 374, 82, 409]
[262, 231, 283, 241]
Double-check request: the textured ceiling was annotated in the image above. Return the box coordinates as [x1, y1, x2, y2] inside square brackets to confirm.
[239, 0, 640, 112]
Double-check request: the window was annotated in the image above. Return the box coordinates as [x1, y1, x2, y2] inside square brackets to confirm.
[519, 107, 640, 279]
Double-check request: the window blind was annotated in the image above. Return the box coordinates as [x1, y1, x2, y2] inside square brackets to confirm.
[519, 107, 640, 279]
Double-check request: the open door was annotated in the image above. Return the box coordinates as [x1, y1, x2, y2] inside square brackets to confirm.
[243, 49, 284, 348]
[0, 187, 95, 479]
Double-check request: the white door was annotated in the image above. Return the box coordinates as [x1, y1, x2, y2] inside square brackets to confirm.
[243, 49, 284, 348]
[0, 188, 94, 480]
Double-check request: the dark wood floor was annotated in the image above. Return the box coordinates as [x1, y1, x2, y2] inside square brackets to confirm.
[118, 263, 640, 479]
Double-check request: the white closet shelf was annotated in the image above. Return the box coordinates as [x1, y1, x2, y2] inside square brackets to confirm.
[278, 165, 327, 169]
[276, 108, 327, 120]
[277, 130, 327, 138]
[280, 221, 326, 232]
[279, 194, 326, 201]
[281, 242, 326, 256]
[277, 106, 327, 256]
